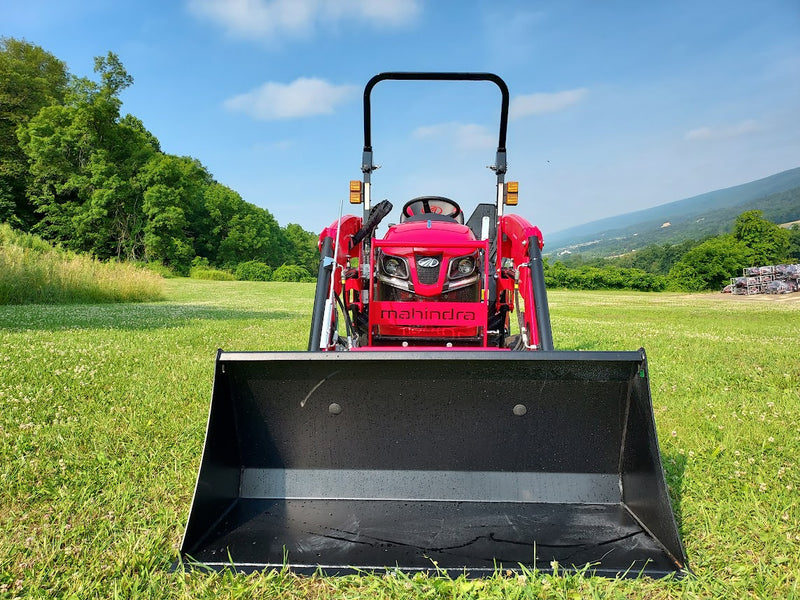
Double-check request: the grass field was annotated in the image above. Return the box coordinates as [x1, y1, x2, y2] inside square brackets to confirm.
[1, 280, 798, 598]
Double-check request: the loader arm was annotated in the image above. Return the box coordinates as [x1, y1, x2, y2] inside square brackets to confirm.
[498, 214, 554, 350]
[309, 215, 362, 351]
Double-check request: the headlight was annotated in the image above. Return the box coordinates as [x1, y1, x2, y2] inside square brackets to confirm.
[456, 258, 474, 275]
[381, 255, 408, 279]
[385, 258, 402, 275]
[449, 255, 476, 279]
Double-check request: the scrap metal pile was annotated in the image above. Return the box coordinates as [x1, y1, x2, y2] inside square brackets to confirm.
[726, 264, 800, 295]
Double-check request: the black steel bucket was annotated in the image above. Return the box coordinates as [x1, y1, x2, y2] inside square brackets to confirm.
[179, 349, 688, 578]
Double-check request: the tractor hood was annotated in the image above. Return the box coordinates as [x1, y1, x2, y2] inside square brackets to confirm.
[384, 219, 476, 244]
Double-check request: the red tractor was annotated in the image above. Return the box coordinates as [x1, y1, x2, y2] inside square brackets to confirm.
[180, 73, 688, 579]
[309, 72, 553, 353]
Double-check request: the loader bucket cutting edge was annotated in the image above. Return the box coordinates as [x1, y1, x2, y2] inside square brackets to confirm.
[179, 349, 688, 578]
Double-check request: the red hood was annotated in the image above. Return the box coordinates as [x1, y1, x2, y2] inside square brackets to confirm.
[383, 220, 476, 244]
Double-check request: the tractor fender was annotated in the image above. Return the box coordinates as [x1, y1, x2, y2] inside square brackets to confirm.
[499, 214, 543, 267]
[319, 214, 363, 258]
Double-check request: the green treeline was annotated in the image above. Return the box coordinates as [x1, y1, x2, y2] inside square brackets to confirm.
[546, 210, 800, 291]
[0, 38, 318, 279]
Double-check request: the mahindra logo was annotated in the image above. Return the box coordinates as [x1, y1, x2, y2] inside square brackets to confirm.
[417, 257, 440, 268]
[380, 308, 477, 323]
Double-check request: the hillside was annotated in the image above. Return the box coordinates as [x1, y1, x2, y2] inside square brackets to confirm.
[545, 167, 800, 257]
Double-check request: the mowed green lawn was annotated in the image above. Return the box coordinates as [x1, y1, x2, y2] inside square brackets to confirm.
[1, 280, 798, 598]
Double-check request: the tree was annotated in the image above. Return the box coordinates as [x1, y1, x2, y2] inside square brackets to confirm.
[733, 210, 790, 266]
[0, 38, 69, 228]
[138, 154, 211, 272]
[282, 223, 319, 274]
[18, 103, 93, 245]
[17, 51, 159, 260]
[94, 116, 159, 260]
[788, 225, 800, 261]
[201, 182, 289, 268]
[668, 235, 751, 291]
[93, 52, 133, 100]
[614, 239, 700, 274]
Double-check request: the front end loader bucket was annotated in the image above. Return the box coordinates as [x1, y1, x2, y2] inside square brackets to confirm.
[180, 349, 687, 578]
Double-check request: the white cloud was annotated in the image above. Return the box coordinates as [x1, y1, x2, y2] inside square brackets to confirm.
[684, 119, 761, 141]
[509, 88, 588, 119]
[326, 0, 419, 22]
[187, 0, 419, 40]
[413, 122, 496, 151]
[224, 78, 358, 119]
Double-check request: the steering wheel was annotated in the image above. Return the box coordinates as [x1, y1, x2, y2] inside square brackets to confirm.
[401, 196, 463, 223]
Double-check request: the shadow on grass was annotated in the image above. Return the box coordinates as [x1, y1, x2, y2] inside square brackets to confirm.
[663, 451, 688, 538]
[0, 302, 303, 332]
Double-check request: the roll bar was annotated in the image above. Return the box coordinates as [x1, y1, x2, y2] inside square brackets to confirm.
[361, 72, 510, 176]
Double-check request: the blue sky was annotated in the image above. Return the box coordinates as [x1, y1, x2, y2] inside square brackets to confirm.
[3, 0, 799, 237]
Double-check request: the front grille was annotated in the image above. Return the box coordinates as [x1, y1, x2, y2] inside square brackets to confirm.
[441, 283, 480, 302]
[415, 255, 441, 284]
[376, 281, 480, 303]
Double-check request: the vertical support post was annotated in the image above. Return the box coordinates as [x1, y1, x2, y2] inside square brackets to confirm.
[308, 236, 334, 351]
[528, 239, 554, 351]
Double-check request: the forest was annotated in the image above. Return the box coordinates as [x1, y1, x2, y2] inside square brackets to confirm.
[0, 38, 318, 279]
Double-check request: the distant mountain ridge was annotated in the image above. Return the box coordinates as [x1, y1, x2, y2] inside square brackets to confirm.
[544, 167, 800, 257]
